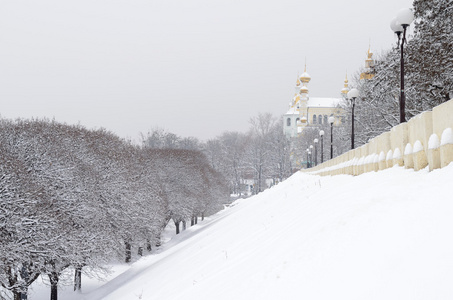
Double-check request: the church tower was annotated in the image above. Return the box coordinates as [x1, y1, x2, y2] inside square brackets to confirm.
[360, 45, 375, 80]
[292, 75, 301, 109]
[298, 63, 311, 126]
[341, 72, 349, 96]
[295, 75, 301, 95]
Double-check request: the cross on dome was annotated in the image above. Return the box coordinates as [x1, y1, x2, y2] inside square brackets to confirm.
[299, 62, 311, 84]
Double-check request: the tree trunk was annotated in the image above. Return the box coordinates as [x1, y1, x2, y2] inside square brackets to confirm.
[74, 266, 82, 292]
[201, 212, 205, 221]
[19, 265, 29, 299]
[194, 216, 198, 224]
[175, 221, 180, 234]
[258, 165, 262, 193]
[13, 291, 20, 300]
[146, 240, 152, 252]
[138, 247, 143, 256]
[49, 272, 59, 300]
[182, 220, 186, 231]
[190, 217, 194, 226]
[8, 267, 19, 299]
[125, 241, 132, 263]
[20, 289, 28, 300]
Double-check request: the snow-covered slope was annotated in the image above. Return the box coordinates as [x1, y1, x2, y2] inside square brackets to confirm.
[34, 164, 453, 299]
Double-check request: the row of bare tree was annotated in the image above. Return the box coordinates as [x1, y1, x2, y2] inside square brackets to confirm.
[142, 113, 295, 196]
[0, 119, 228, 300]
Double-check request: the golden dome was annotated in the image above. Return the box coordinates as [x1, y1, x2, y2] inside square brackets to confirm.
[300, 73, 311, 83]
[300, 85, 309, 94]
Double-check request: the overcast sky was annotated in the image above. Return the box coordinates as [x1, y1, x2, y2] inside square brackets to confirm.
[0, 0, 413, 143]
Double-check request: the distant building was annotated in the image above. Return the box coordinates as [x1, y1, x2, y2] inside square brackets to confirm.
[283, 64, 345, 139]
[283, 49, 374, 168]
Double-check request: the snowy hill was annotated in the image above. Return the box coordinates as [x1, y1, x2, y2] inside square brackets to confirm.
[32, 164, 453, 300]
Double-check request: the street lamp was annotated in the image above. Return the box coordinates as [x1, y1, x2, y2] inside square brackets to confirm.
[328, 116, 335, 159]
[347, 88, 359, 150]
[314, 138, 318, 166]
[309, 145, 313, 168]
[319, 130, 324, 163]
[306, 149, 310, 168]
[391, 8, 414, 123]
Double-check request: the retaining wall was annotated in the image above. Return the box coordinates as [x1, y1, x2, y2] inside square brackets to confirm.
[304, 98, 453, 176]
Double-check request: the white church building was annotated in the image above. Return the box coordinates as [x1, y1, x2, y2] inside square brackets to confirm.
[283, 65, 347, 139]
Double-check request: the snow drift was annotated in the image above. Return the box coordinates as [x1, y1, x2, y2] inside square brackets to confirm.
[30, 164, 453, 300]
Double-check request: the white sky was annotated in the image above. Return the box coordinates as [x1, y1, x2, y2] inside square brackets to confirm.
[0, 0, 413, 142]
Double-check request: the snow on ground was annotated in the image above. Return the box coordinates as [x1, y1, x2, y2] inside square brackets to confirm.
[31, 164, 453, 299]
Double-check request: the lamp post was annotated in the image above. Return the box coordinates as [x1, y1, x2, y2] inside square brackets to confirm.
[347, 88, 359, 150]
[328, 116, 335, 159]
[306, 149, 310, 168]
[309, 145, 313, 167]
[319, 130, 324, 163]
[314, 138, 318, 166]
[391, 8, 414, 123]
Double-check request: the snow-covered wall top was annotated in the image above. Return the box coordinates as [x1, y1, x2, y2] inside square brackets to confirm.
[303, 98, 453, 176]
